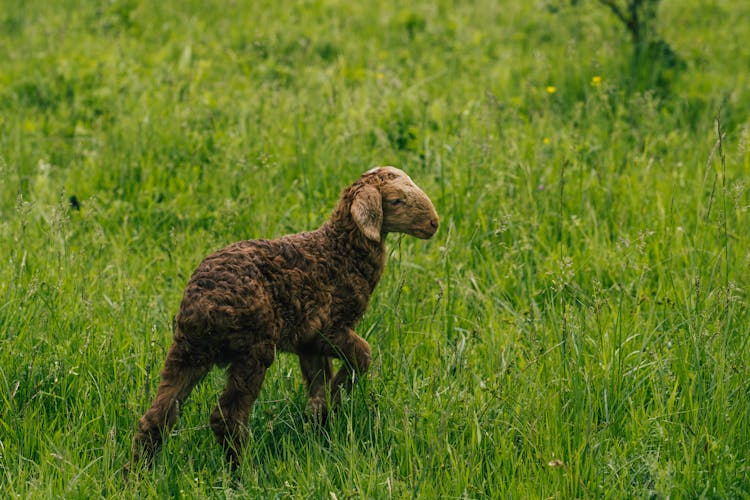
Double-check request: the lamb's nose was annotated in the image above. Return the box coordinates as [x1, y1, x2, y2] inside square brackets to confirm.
[430, 219, 438, 230]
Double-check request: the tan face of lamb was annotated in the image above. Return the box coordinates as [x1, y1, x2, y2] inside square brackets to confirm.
[351, 166, 439, 242]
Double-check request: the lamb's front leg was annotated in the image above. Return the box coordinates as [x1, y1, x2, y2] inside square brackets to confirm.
[299, 354, 332, 421]
[309, 328, 371, 422]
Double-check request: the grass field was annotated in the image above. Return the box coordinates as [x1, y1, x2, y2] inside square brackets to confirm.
[1, 0, 749, 497]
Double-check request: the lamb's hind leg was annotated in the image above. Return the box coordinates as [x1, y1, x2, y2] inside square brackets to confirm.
[132, 341, 210, 466]
[210, 341, 276, 467]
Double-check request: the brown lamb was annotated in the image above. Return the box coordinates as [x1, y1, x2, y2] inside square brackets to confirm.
[131, 166, 439, 468]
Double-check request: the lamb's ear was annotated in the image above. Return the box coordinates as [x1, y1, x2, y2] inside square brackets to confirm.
[351, 185, 383, 242]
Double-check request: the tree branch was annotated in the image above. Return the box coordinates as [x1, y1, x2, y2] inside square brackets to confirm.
[598, 0, 641, 43]
[597, 0, 630, 27]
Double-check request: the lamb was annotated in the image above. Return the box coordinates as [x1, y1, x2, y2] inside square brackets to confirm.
[130, 166, 439, 468]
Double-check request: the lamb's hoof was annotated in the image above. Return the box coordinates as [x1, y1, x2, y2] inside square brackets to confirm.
[123, 461, 139, 481]
[125, 447, 153, 480]
[306, 397, 328, 426]
[225, 450, 242, 472]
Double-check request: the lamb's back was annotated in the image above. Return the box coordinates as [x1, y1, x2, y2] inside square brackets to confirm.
[174, 231, 371, 358]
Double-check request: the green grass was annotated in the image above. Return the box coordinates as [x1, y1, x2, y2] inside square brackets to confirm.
[1, 0, 749, 497]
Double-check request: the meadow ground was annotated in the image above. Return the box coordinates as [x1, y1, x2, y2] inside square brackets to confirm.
[1, 0, 749, 497]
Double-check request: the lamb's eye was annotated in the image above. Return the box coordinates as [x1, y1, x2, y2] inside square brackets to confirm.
[388, 198, 404, 206]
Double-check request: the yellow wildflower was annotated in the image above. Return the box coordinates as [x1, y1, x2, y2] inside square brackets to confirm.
[591, 75, 602, 87]
[546, 86, 557, 94]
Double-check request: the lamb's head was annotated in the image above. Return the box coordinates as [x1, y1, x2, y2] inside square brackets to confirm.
[350, 166, 439, 242]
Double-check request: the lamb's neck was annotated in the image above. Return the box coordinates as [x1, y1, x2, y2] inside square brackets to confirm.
[319, 220, 387, 290]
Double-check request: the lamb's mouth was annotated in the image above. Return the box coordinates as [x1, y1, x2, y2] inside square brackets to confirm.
[413, 227, 437, 239]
